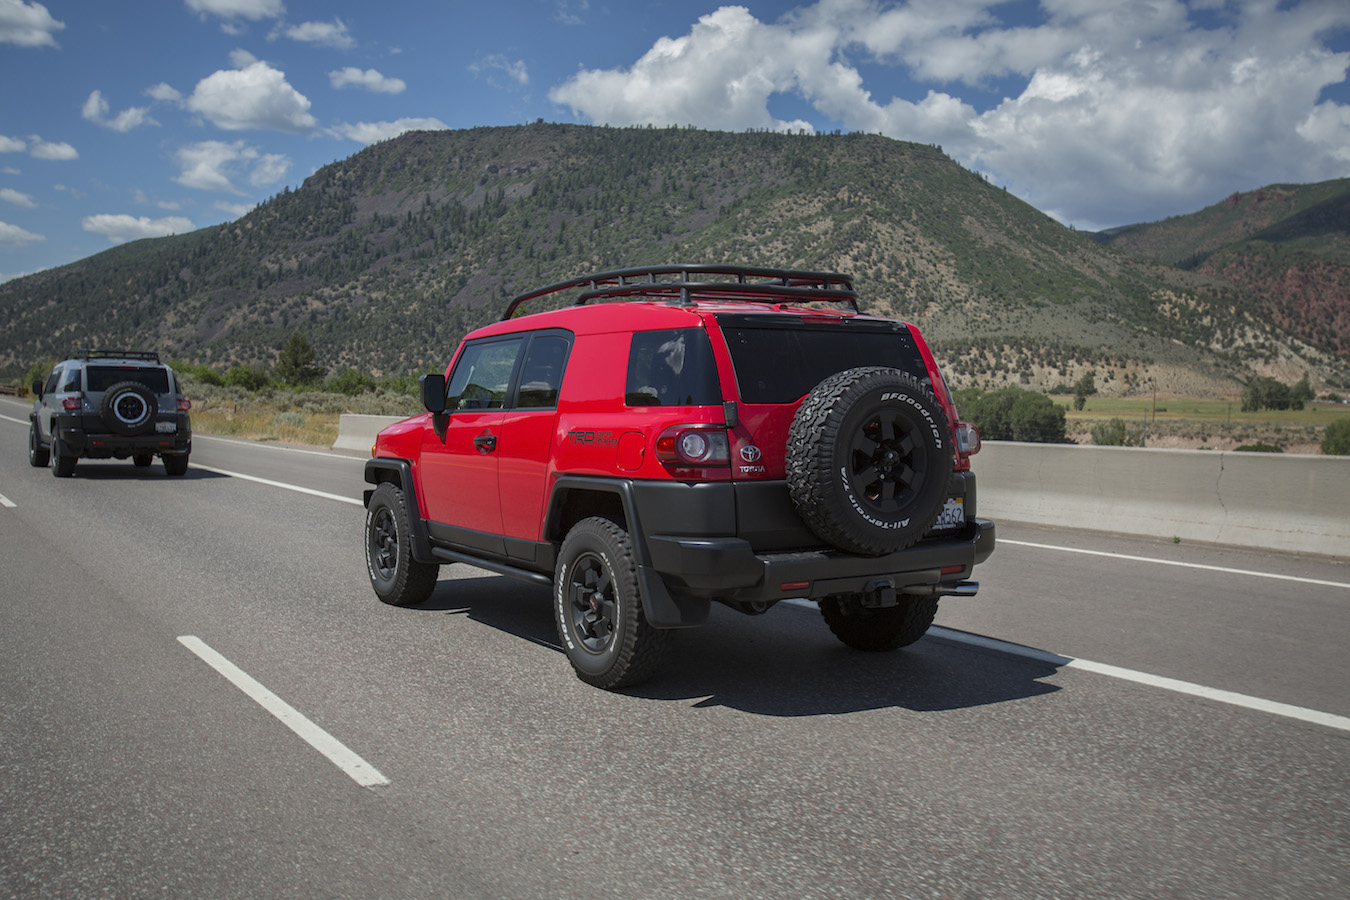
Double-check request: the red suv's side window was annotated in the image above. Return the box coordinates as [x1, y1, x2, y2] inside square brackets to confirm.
[446, 338, 523, 410]
[516, 334, 570, 409]
[624, 328, 721, 407]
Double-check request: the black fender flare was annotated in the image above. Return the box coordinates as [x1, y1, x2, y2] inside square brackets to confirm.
[364, 458, 436, 566]
[545, 476, 710, 629]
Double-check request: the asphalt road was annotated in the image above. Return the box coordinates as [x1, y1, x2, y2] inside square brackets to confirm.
[2, 396, 1347, 899]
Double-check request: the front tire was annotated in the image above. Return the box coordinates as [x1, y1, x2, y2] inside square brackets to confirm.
[554, 517, 671, 690]
[820, 593, 938, 651]
[365, 482, 438, 606]
[29, 423, 49, 468]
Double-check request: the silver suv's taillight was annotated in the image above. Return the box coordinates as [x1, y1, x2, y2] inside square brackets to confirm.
[655, 424, 730, 466]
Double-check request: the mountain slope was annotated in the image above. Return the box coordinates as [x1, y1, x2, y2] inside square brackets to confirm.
[2, 124, 1341, 395]
[1095, 179, 1350, 356]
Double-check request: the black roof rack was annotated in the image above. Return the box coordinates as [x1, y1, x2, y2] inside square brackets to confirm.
[71, 348, 161, 362]
[502, 264, 858, 320]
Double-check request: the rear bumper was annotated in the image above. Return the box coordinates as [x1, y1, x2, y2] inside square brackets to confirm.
[55, 417, 192, 457]
[645, 518, 996, 605]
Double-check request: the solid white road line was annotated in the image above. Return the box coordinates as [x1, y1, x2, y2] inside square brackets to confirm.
[191, 463, 363, 506]
[1000, 538, 1350, 590]
[0, 413, 28, 425]
[782, 598, 1350, 733]
[0, 492, 15, 508]
[178, 635, 390, 788]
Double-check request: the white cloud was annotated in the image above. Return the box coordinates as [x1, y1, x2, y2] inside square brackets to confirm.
[329, 117, 449, 145]
[0, 0, 64, 47]
[185, 0, 284, 23]
[82, 213, 196, 244]
[277, 18, 353, 48]
[0, 134, 27, 153]
[27, 136, 77, 160]
[469, 55, 529, 89]
[248, 152, 290, 186]
[146, 82, 183, 103]
[215, 200, 257, 218]
[549, 0, 1350, 228]
[553, 0, 588, 26]
[174, 139, 289, 193]
[185, 60, 316, 133]
[329, 66, 406, 94]
[0, 219, 45, 247]
[1, 187, 36, 207]
[82, 90, 157, 132]
[549, 7, 814, 132]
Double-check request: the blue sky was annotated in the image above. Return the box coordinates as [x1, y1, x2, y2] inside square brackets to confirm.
[3, 0, 1349, 283]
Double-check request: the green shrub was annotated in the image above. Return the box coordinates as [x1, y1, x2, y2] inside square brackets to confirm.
[952, 386, 1066, 443]
[1234, 443, 1283, 453]
[1091, 417, 1146, 447]
[1323, 419, 1350, 455]
[224, 364, 272, 391]
[327, 367, 378, 395]
[1010, 391, 1067, 442]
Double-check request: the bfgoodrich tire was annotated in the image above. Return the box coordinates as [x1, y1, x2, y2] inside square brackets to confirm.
[554, 517, 671, 690]
[365, 482, 439, 607]
[786, 367, 953, 556]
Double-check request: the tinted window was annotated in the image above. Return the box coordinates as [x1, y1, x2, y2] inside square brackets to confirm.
[446, 338, 523, 410]
[718, 315, 926, 404]
[516, 334, 570, 409]
[54, 366, 76, 393]
[85, 366, 170, 394]
[625, 328, 722, 407]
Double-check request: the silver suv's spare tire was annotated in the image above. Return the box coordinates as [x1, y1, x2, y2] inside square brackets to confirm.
[786, 366, 953, 556]
[99, 380, 158, 436]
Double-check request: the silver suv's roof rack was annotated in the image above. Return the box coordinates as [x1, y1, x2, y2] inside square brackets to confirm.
[72, 348, 161, 362]
[503, 264, 858, 320]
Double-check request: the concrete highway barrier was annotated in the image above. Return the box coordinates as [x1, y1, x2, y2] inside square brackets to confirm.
[971, 441, 1349, 557]
[332, 414, 404, 454]
[336, 414, 1348, 556]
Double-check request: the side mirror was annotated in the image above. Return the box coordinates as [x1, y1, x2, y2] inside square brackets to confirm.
[419, 373, 447, 414]
[32, 381, 44, 399]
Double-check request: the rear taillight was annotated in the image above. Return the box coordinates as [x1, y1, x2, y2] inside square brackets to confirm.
[654, 424, 730, 466]
[955, 422, 981, 455]
[62, 397, 80, 411]
[178, 399, 192, 411]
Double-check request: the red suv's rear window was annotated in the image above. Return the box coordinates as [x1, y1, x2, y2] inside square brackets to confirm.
[717, 315, 927, 404]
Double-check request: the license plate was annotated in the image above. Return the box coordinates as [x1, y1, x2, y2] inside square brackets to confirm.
[155, 421, 177, 433]
[933, 498, 965, 530]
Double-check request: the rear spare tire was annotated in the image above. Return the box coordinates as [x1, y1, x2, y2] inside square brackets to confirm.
[786, 366, 952, 556]
[99, 381, 157, 436]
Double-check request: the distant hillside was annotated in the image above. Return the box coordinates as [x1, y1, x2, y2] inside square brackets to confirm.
[2, 124, 1342, 396]
[1094, 179, 1350, 357]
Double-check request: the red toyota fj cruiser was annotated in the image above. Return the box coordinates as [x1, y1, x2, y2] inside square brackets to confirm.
[364, 265, 993, 689]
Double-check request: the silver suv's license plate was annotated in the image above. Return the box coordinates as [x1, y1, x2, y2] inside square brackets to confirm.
[155, 421, 177, 434]
[933, 498, 965, 530]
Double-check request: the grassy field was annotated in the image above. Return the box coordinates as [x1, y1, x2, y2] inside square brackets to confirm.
[1062, 397, 1350, 452]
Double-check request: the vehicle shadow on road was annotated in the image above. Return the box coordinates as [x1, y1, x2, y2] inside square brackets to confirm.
[412, 575, 1062, 717]
[52, 462, 225, 481]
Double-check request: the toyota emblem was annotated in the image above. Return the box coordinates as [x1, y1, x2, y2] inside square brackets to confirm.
[740, 445, 762, 463]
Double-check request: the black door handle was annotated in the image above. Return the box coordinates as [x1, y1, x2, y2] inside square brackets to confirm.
[473, 433, 497, 454]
